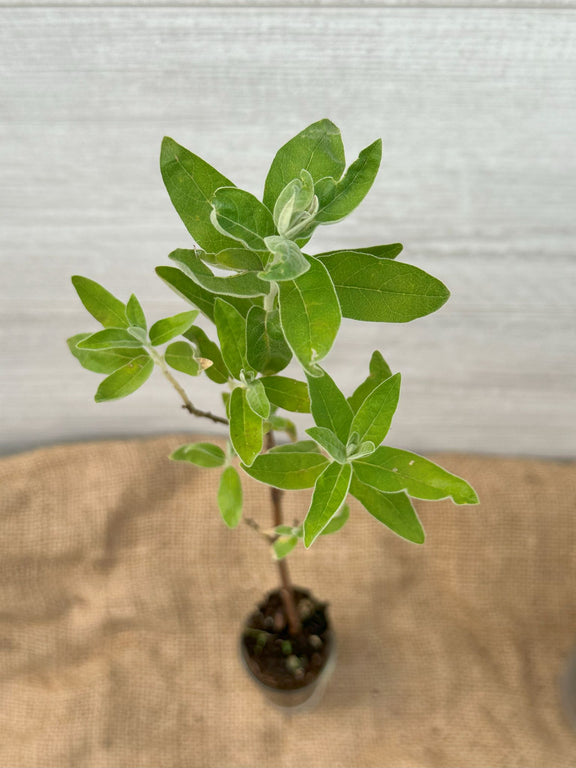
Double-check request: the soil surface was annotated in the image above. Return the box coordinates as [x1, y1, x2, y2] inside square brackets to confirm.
[241, 587, 331, 690]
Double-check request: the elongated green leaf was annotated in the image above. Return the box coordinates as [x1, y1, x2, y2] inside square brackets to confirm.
[184, 325, 229, 384]
[201, 247, 265, 272]
[229, 387, 262, 466]
[126, 294, 146, 330]
[170, 442, 226, 468]
[260, 376, 310, 413]
[127, 326, 147, 344]
[273, 169, 315, 238]
[315, 139, 382, 224]
[170, 249, 270, 297]
[259, 237, 310, 282]
[218, 466, 243, 528]
[160, 136, 238, 252]
[245, 379, 271, 419]
[306, 368, 353, 443]
[350, 373, 401, 446]
[78, 328, 143, 350]
[211, 187, 275, 251]
[320, 503, 350, 535]
[304, 462, 352, 547]
[348, 351, 393, 413]
[278, 254, 340, 375]
[246, 307, 292, 375]
[71, 276, 128, 329]
[241, 442, 328, 490]
[263, 119, 345, 211]
[67, 334, 145, 374]
[319, 251, 450, 323]
[350, 476, 425, 544]
[156, 265, 218, 320]
[273, 535, 299, 560]
[164, 341, 200, 376]
[353, 447, 479, 505]
[149, 310, 199, 346]
[94, 355, 154, 402]
[305, 427, 347, 463]
[214, 299, 250, 379]
[315, 244, 403, 260]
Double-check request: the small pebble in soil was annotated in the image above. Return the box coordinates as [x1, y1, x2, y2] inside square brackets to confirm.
[286, 655, 301, 672]
[309, 634, 323, 649]
[297, 598, 314, 620]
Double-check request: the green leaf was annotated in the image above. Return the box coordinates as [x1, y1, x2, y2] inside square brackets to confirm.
[319, 251, 450, 323]
[67, 334, 145, 374]
[314, 139, 382, 224]
[273, 169, 316, 238]
[164, 341, 200, 376]
[320, 503, 350, 535]
[263, 119, 346, 211]
[127, 326, 147, 344]
[350, 476, 425, 544]
[259, 237, 310, 282]
[278, 254, 340, 375]
[211, 187, 275, 251]
[348, 351, 393, 413]
[160, 136, 238, 252]
[229, 387, 263, 466]
[148, 310, 199, 346]
[214, 299, 250, 380]
[315, 244, 403, 260]
[273, 535, 299, 560]
[246, 307, 292, 375]
[94, 355, 154, 402]
[305, 427, 347, 463]
[303, 462, 352, 547]
[201, 247, 265, 272]
[170, 249, 270, 297]
[156, 265, 218, 320]
[170, 442, 226, 468]
[77, 328, 143, 350]
[71, 276, 128, 329]
[260, 376, 310, 413]
[184, 325, 230, 384]
[218, 466, 243, 529]
[241, 441, 328, 490]
[353, 447, 479, 505]
[349, 373, 401, 446]
[267, 414, 297, 442]
[245, 379, 271, 419]
[126, 294, 147, 330]
[306, 368, 353, 443]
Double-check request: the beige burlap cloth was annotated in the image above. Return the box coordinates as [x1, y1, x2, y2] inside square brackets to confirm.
[1, 435, 576, 767]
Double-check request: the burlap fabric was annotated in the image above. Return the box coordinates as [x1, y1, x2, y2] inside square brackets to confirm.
[1, 435, 576, 767]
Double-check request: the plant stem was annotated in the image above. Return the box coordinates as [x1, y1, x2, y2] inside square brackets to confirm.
[160, 364, 229, 425]
[266, 430, 302, 637]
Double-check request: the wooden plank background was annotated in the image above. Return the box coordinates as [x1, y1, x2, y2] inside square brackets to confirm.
[1, 5, 575, 457]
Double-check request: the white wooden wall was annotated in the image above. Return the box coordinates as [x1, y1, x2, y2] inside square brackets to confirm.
[1, 2, 575, 458]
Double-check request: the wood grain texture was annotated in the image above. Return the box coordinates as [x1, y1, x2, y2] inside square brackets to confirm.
[1, 8, 575, 457]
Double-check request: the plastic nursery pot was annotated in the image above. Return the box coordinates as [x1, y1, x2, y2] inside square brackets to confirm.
[240, 587, 337, 712]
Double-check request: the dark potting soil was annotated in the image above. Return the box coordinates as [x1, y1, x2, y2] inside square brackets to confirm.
[241, 587, 331, 691]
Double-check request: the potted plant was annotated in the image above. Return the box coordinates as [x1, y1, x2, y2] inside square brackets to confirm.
[68, 119, 479, 710]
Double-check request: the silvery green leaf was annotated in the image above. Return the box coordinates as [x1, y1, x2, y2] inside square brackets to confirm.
[347, 441, 376, 461]
[126, 294, 147, 330]
[201, 247, 265, 272]
[170, 442, 226, 468]
[305, 426, 347, 463]
[320, 503, 350, 535]
[303, 462, 352, 547]
[260, 376, 310, 413]
[164, 341, 201, 376]
[71, 276, 128, 329]
[350, 476, 425, 544]
[315, 244, 403, 260]
[349, 373, 401, 446]
[77, 328, 143, 350]
[259, 237, 310, 282]
[263, 119, 345, 211]
[352, 447, 479, 505]
[229, 386, 263, 466]
[241, 442, 328, 490]
[273, 535, 299, 560]
[273, 169, 316, 237]
[306, 368, 353, 443]
[127, 326, 148, 344]
[245, 379, 271, 420]
[169, 249, 270, 297]
[277, 254, 340, 375]
[246, 307, 292, 375]
[211, 187, 275, 251]
[184, 325, 230, 384]
[348, 351, 393, 413]
[94, 355, 154, 402]
[67, 334, 145, 374]
[160, 136, 238, 252]
[214, 298, 250, 380]
[218, 466, 243, 529]
[148, 310, 199, 346]
[319, 251, 450, 323]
